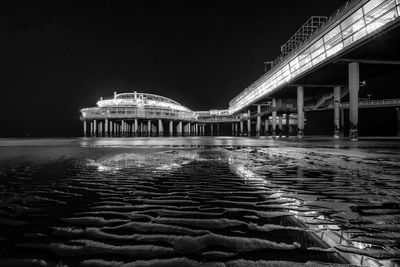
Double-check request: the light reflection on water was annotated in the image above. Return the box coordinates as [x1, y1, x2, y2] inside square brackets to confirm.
[0, 137, 399, 266]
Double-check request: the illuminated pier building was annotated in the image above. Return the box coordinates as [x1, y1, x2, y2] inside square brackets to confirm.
[81, 0, 400, 139]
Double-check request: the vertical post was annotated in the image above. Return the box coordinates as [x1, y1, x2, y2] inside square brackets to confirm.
[188, 122, 191, 136]
[232, 123, 234, 136]
[211, 124, 214, 136]
[195, 124, 198, 136]
[105, 119, 108, 137]
[264, 118, 269, 135]
[240, 121, 243, 136]
[158, 119, 163, 136]
[169, 121, 173, 136]
[297, 86, 304, 138]
[122, 120, 125, 137]
[256, 105, 261, 137]
[247, 110, 251, 136]
[272, 99, 277, 138]
[83, 121, 87, 137]
[334, 86, 341, 138]
[90, 121, 93, 137]
[235, 123, 238, 136]
[147, 120, 151, 136]
[286, 113, 290, 138]
[177, 121, 182, 136]
[93, 120, 97, 137]
[278, 115, 283, 137]
[349, 62, 359, 141]
[217, 124, 219, 136]
[134, 119, 138, 136]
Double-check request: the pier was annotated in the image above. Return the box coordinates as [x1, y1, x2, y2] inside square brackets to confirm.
[80, 0, 400, 140]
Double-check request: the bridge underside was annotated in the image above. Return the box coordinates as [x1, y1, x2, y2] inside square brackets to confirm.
[265, 23, 400, 100]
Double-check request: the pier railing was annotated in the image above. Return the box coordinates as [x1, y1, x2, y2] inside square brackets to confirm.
[80, 106, 197, 121]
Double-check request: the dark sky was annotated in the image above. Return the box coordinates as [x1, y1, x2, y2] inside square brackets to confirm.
[1, 0, 350, 137]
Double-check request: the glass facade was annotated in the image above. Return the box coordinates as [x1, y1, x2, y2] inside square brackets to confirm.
[229, 0, 400, 114]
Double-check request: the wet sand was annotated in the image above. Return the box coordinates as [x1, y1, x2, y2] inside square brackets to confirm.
[0, 137, 399, 266]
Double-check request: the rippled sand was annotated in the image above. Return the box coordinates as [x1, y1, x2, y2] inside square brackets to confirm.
[0, 137, 399, 266]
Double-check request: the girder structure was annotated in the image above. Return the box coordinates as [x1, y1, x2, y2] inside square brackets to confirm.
[229, 0, 400, 114]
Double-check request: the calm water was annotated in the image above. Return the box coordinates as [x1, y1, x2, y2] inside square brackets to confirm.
[0, 137, 400, 267]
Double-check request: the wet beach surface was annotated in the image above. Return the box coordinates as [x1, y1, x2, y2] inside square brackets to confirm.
[0, 137, 400, 266]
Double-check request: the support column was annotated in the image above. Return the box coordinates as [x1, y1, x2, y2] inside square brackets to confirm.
[286, 113, 290, 138]
[264, 118, 269, 135]
[195, 124, 198, 136]
[272, 99, 277, 138]
[333, 86, 341, 138]
[83, 121, 87, 137]
[93, 120, 97, 137]
[234, 123, 238, 136]
[240, 121, 243, 136]
[256, 105, 261, 137]
[278, 115, 283, 137]
[297, 86, 304, 138]
[134, 119, 138, 136]
[349, 62, 359, 141]
[177, 121, 182, 136]
[158, 119, 163, 136]
[169, 121, 173, 136]
[122, 120, 125, 137]
[247, 110, 251, 136]
[147, 120, 151, 136]
[90, 121, 93, 137]
[105, 119, 108, 137]
[210, 124, 214, 136]
[188, 122, 191, 136]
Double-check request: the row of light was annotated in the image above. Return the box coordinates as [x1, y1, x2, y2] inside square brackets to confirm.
[229, 0, 400, 114]
[81, 106, 197, 120]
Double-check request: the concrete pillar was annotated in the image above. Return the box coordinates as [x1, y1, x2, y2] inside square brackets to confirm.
[169, 121, 173, 136]
[147, 120, 151, 136]
[195, 124, 198, 136]
[93, 120, 97, 137]
[286, 113, 290, 138]
[278, 115, 283, 137]
[134, 119, 138, 136]
[232, 123, 234, 136]
[122, 120, 125, 136]
[234, 123, 238, 136]
[349, 62, 359, 141]
[240, 121, 243, 136]
[272, 99, 277, 137]
[177, 121, 182, 136]
[217, 124, 220, 136]
[256, 105, 261, 136]
[397, 108, 400, 136]
[90, 121, 93, 136]
[264, 118, 269, 135]
[297, 86, 304, 138]
[158, 119, 163, 136]
[83, 121, 87, 137]
[340, 109, 344, 134]
[247, 110, 251, 136]
[333, 86, 341, 138]
[210, 124, 214, 136]
[188, 122, 191, 136]
[104, 119, 108, 136]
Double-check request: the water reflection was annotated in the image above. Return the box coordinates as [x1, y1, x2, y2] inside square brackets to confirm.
[0, 140, 399, 266]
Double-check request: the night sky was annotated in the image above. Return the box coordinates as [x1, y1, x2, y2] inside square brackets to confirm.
[1, 0, 370, 137]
